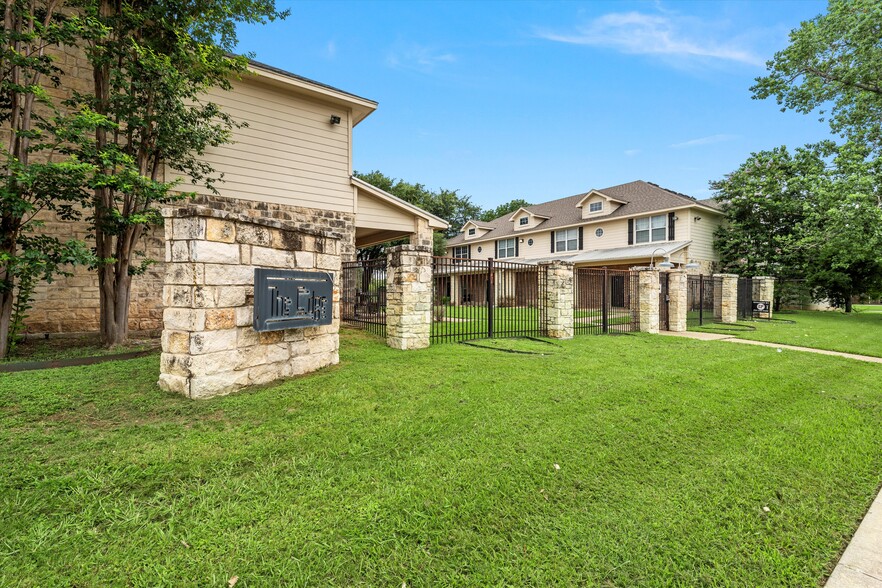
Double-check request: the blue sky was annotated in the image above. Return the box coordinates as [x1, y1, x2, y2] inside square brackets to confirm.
[235, 0, 830, 208]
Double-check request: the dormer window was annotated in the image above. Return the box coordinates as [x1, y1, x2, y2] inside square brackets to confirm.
[468, 228, 476, 236]
[519, 217, 529, 226]
[589, 201, 603, 213]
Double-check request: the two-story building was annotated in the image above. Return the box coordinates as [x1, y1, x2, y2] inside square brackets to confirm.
[23, 55, 447, 335]
[445, 180, 723, 271]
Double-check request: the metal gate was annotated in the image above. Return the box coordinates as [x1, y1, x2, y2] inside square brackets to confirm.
[737, 277, 754, 320]
[431, 257, 546, 343]
[342, 258, 387, 337]
[659, 272, 670, 331]
[687, 274, 723, 328]
[574, 267, 640, 335]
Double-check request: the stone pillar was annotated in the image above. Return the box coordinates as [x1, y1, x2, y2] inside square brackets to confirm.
[410, 217, 434, 249]
[158, 206, 342, 399]
[754, 276, 775, 319]
[716, 274, 739, 324]
[636, 267, 660, 334]
[386, 244, 433, 350]
[539, 261, 574, 339]
[712, 276, 723, 321]
[667, 269, 688, 332]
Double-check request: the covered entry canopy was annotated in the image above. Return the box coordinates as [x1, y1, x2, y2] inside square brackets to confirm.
[352, 177, 448, 248]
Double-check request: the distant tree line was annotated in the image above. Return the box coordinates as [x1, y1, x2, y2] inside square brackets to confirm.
[713, 0, 882, 312]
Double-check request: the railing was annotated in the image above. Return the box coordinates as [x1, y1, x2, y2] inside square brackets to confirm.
[574, 267, 640, 335]
[687, 274, 723, 328]
[342, 258, 387, 338]
[431, 257, 546, 343]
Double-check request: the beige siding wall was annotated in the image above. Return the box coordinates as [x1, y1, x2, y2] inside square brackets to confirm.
[689, 209, 723, 261]
[356, 192, 414, 231]
[169, 78, 354, 213]
[585, 218, 630, 249]
[445, 210, 721, 261]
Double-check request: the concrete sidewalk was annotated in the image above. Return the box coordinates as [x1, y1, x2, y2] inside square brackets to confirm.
[660, 330, 882, 364]
[826, 488, 882, 587]
[659, 329, 882, 586]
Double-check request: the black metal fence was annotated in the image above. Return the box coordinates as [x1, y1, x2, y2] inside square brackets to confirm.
[431, 257, 546, 343]
[574, 267, 640, 335]
[687, 274, 723, 328]
[342, 258, 387, 338]
[659, 272, 670, 331]
[737, 277, 754, 319]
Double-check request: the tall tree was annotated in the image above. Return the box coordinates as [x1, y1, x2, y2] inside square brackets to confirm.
[752, 0, 882, 153]
[1, 1, 96, 357]
[799, 143, 882, 312]
[711, 144, 827, 279]
[70, 0, 287, 346]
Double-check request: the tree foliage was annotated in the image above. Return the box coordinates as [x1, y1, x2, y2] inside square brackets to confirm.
[68, 0, 287, 346]
[742, 0, 882, 311]
[713, 142, 882, 311]
[752, 0, 882, 153]
[0, 0, 97, 357]
[479, 198, 532, 223]
[711, 144, 828, 279]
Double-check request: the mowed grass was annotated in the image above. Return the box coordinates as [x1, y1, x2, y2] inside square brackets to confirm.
[1, 329, 881, 586]
[694, 309, 882, 357]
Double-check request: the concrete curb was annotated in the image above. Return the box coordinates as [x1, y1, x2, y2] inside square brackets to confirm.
[825, 487, 882, 587]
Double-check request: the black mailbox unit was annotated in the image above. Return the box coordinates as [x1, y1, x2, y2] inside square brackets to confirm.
[253, 268, 334, 332]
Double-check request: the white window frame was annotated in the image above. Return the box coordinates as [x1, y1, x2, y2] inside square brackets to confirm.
[497, 238, 516, 258]
[554, 228, 579, 252]
[452, 245, 469, 259]
[468, 227, 476, 236]
[519, 216, 529, 226]
[635, 214, 667, 244]
[589, 201, 603, 213]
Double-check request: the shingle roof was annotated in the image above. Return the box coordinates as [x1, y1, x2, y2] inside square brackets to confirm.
[448, 180, 721, 245]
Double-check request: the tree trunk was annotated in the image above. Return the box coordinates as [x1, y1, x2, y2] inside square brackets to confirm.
[845, 296, 853, 313]
[0, 288, 14, 359]
[99, 265, 131, 347]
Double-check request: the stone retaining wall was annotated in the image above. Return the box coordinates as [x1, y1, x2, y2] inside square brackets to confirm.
[158, 205, 343, 399]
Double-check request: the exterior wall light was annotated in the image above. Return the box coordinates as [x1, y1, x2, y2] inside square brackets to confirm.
[329, 115, 342, 125]
[650, 247, 674, 269]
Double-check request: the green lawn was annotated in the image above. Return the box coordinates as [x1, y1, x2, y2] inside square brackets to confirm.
[2, 333, 158, 363]
[693, 309, 882, 357]
[1, 329, 881, 586]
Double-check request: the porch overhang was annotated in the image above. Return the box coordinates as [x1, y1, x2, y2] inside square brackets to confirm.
[353, 177, 448, 248]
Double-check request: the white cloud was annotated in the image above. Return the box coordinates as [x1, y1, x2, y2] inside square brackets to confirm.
[624, 149, 641, 156]
[325, 41, 337, 59]
[670, 134, 739, 148]
[537, 11, 762, 66]
[386, 44, 457, 73]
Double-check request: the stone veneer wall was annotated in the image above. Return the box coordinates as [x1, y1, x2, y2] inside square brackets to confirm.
[385, 245, 433, 350]
[158, 205, 344, 399]
[15, 43, 360, 335]
[22, 194, 356, 335]
[541, 261, 574, 339]
[636, 267, 660, 334]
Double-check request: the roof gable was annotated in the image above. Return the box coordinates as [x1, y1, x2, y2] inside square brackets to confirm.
[507, 207, 550, 222]
[575, 189, 627, 209]
[446, 180, 722, 246]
